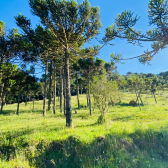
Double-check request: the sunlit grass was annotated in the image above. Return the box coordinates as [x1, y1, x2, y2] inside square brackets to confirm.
[0, 92, 168, 167]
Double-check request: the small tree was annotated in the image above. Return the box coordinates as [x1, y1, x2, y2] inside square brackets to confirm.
[127, 76, 145, 110]
[78, 57, 105, 115]
[91, 76, 120, 124]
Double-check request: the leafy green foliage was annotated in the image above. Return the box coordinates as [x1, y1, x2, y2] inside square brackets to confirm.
[0, 24, 22, 64]
[0, 62, 18, 102]
[127, 76, 145, 92]
[91, 76, 120, 123]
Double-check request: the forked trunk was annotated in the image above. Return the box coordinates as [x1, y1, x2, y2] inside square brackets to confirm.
[65, 49, 72, 127]
[135, 91, 141, 111]
[135, 90, 143, 105]
[43, 60, 48, 116]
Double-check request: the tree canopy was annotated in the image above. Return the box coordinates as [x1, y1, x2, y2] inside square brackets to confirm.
[104, 0, 168, 64]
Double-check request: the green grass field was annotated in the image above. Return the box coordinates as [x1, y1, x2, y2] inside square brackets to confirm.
[0, 92, 168, 168]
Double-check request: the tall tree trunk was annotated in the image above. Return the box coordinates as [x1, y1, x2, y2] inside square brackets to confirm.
[65, 49, 72, 127]
[60, 69, 63, 113]
[88, 79, 92, 115]
[33, 98, 35, 112]
[58, 90, 59, 101]
[25, 95, 28, 106]
[77, 85, 80, 109]
[0, 83, 4, 108]
[17, 91, 21, 115]
[0, 58, 5, 107]
[63, 68, 66, 116]
[86, 90, 89, 107]
[153, 92, 157, 104]
[76, 73, 80, 109]
[0, 94, 4, 113]
[53, 64, 56, 114]
[48, 61, 53, 111]
[43, 60, 48, 116]
[3, 96, 6, 106]
[80, 86, 82, 95]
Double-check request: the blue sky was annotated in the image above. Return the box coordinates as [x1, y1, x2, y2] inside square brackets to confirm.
[0, 0, 168, 78]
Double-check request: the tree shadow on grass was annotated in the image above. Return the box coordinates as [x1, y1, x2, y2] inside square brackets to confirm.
[0, 109, 43, 116]
[116, 103, 137, 107]
[0, 126, 64, 162]
[112, 115, 134, 122]
[0, 128, 35, 161]
[27, 128, 168, 168]
[74, 122, 98, 128]
[1, 125, 168, 167]
[0, 109, 60, 116]
[0, 110, 16, 115]
[72, 106, 88, 111]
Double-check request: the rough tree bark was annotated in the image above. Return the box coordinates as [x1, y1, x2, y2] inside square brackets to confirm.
[0, 83, 4, 109]
[48, 61, 53, 111]
[0, 93, 4, 113]
[43, 60, 48, 116]
[65, 49, 72, 127]
[63, 68, 66, 116]
[76, 72, 80, 109]
[88, 79, 92, 115]
[53, 63, 56, 114]
[58, 90, 60, 101]
[0, 57, 5, 108]
[17, 91, 21, 115]
[60, 69, 63, 113]
[80, 86, 82, 95]
[86, 91, 89, 107]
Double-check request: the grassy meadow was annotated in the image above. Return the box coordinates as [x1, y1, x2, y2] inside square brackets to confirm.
[0, 92, 168, 168]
